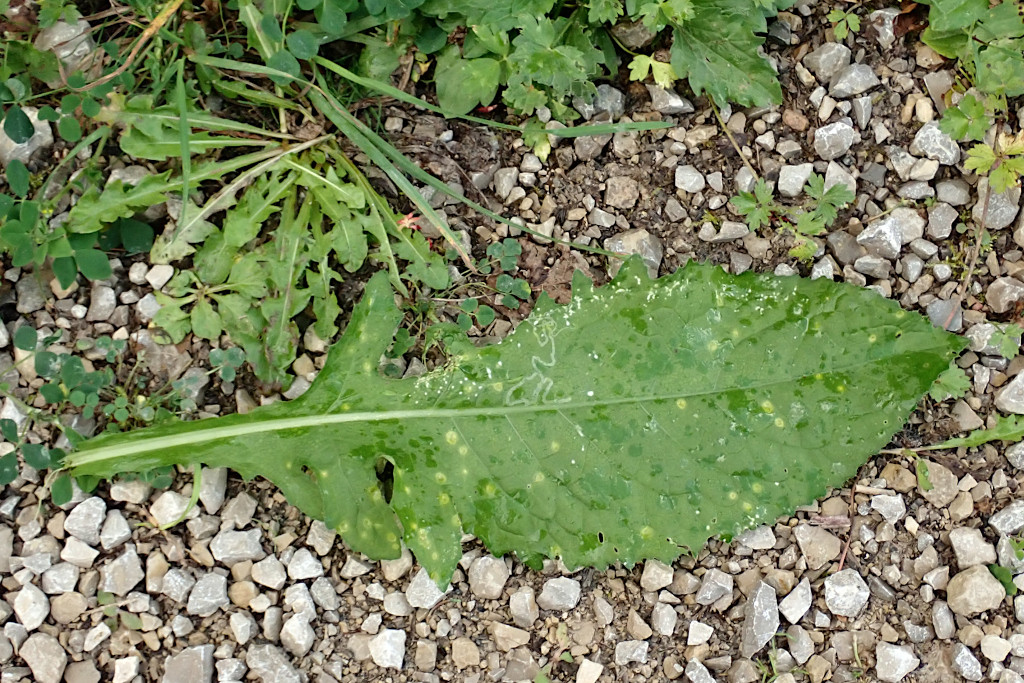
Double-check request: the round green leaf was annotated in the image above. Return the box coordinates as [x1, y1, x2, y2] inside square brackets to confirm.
[57, 116, 82, 143]
[260, 14, 284, 42]
[6, 159, 29, 198]
[0, 452, 18, 486]
[434, 54, 501, 116]
[35, 351, 60, 378]
[475, 305, 496, 326]
[459, 298, 479, 313]
[50, 474, 73, 505]
[315, 0, 349, 36]
[52, 256, 78, 289]
[39, 382, 65, 404]
[61, 355, 86, 389]
[0, 418, 18, 442]
[37, 105, 60, 122]
[3, 105, 34, 143]
[60, 93, 82, 112]
[118, 218, 154, 254]
[81, 97, 101, 118]
[74, 248, 112, 281]
[22, 444, 51, 470]
[286, 29, 319, 60]
[13, 325, 37, 351]
[267, 51, 302, 86]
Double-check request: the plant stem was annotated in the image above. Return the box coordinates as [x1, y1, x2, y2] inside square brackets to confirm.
[709, 99, 759, 183]
[942, 178, 992, 330]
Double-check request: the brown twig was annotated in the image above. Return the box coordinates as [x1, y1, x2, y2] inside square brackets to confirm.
[709, 99, 760, 184]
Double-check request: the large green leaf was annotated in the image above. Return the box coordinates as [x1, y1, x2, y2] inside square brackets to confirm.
[64, 260, 963, 585]
[670, 0, 781, 105]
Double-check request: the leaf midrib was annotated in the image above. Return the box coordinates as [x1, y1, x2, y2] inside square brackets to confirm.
[68, 347, 946, 468]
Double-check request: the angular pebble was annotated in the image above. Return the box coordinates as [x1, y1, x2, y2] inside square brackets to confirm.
[824, 569, 869, 617]
[537, 577, 581, 611]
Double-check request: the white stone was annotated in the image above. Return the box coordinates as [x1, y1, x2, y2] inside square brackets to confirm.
[369, 629, 406, 669]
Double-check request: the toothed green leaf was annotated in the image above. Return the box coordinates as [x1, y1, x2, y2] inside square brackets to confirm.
[65, 260, 963, 586]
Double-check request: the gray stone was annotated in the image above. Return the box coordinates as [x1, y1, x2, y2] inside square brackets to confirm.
[19, 633, 66, 683]
[803, 43, 852, 82]
[974, 178, 1022, 229]
[13, 583, 49, 631]
[405, 567, 447, 609]
[997, 374, 1024, 414]
[814, 122, 857, 160]
[575, 133, 611, 161]
[927, 299, 962, 332]
[828, 230, 865, 265]
[604, 229, 663, 279]
[211, 529, 265, 565]
[510, 586, 539, 627]
[287, 548, 323, 580]
[310, 577, 339, 611]
[283, 583, 316, 620]
[793, 524, 842, 570]
[614, 640, 649, 666]
[63, 497, 106, 546]
[946, 565, 1006, 616]
[675, 165, 706, 193]
[950, 527, 997, 569]
[100, 546, 145, 596]
[132, 329, 192, 381]
[493, 168, 518, 200]
[198, 467, 228, 514]
[788, 625, 815, 665]
[736, 526, 776, 550]
[991, 500, 1024, 535]
[593, 84, 625, 119]
[696, 568, 733, 605]
[650, 602, 677, 636]
[369, 629, 406, 669]
[824, 161, 856, 196]
[830, 64, 881, 97]
[713, 221, 750, 243]
[919, 459, 959, 506]
[932, 600, 955, 639]
[888, 146, 917, 180]
[898, 181, 936, 200]
[34, 20, 94, 70]
[41, 562, 79, 594]
[824, 569, 870, 617]
[936, 179, 971, 206]
[280, 615, 315, 657]
[740, 581, 779, 658]
[0, 106, 53, 167]
[640, 559, 675, 591]
[780, 578, 812, 624]
[605, 176, 640, 209]
[857, 216, 902, 259]
[910, 122, 960, 165]
[252, 556, 287, 590]
[15, 278, 46, 314]
[468, 555, 509, 600]
[537, 577, 581, 611]
[645, 85, 693, 115]
[187, 573, 229, 616]
[149, 490, 194, 527]
[245, 644, 301, 683]
[215, 659, 246, 682]
[854, 255, 892, 279]
[340, 555, 374, 579]
[160, 568, 196, 603]
[778, 163, 813, 197]
[162, 645, 213, 683]
[927, 202, 958, 239]
[852, 96, 873, 129]
[875, 643, 920, 682]
[85, 284, 116, 322]
[1007, 442, 1024, 470]
[952, 643, 983, 681]
[99, 510, 132, 550]
[685, 659, 716, 683]
[871, 494, 907, 523]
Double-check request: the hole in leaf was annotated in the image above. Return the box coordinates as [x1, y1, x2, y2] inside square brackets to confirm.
[375, 456, 395, 503]
[598, 532, 604, 543]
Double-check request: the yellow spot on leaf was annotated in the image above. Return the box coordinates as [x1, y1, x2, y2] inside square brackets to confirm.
[438, 492, 450, 505]
[707, 340, 719, 352]
[761, 400, 774, 413]
[445, 431, 459, 445]
[774, 417, 785, 428]
[728, 491, 738, 500]
[751, 482, 763, 493]
[533, 472, 545, 483]
[550, 441, 561, 453]
[459, 445, 468, 456]
[676, 399, 687, 410]
[435, 472, 447, 484]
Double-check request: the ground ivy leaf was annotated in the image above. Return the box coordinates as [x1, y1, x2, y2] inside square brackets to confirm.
[65, 260, 963, 586]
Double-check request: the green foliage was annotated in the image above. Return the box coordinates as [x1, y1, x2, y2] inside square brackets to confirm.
[826, 7, 861, 40]
[731, 174, 854, 261]
[929, 363, 970, 401]
[919, 0, 1024, 98]
[916, 459, 933, 491]
[964, 132, 1024, 193]
[990, 564, 1018, 596]
[924, 414, 1024, 451]
[939, 94, 991, 142]
[989, 323, 1023, 360]
[65, 260, 962, 585]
